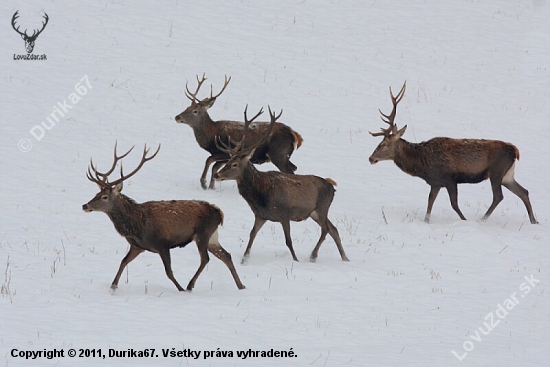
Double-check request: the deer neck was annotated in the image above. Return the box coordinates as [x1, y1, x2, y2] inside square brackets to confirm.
[107, 194, 146, 239]
[236, 164, 271, 209]
[192, 114, 217, 148]
[393, 139, 429, 179]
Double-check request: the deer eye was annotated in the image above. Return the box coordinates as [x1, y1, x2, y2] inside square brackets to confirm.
[101, 195, 109, 200]
[231, 162, 239, 168]
[192, 109, 199, 115]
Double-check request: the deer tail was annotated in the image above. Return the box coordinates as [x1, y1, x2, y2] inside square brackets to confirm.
[292, 130, 303, 149]
[325, 178, 337, 186]
[512, 144, 520, 161]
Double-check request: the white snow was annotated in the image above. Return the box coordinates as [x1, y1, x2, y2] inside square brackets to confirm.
[1, 1, 549, 366]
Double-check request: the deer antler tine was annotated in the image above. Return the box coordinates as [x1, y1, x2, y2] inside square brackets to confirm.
[185, 74, 207, 103]
[210, 75, 231, 100]
[394, 81, 406, 103]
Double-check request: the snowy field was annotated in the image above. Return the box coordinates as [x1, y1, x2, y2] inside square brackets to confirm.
[1, 1, 549, 366]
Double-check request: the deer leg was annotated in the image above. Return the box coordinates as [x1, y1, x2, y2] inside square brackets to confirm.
[281, 219, 299, 261]
[424, 186, 441, 223]
[481, 177, 504, 221]
[208, 161, 227, 189]
[111, 245, 144, 292]
[242, 216, 266, 264]
[269, 152, 297, 174]
[200, 156, 217, 190]
[186, 242, 210, 291]
[208, 241, 246, 290]
[158, 248, 185, 291]
[446, 183, 467, 220]
[309, 211, 349, 262]
[502, 180, 538, 224]
[327, 219, 349, 261]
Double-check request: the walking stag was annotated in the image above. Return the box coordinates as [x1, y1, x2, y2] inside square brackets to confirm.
[369, 82, 537, 224]
[214, 106, 349, 263]
[82, 143, 245, 292]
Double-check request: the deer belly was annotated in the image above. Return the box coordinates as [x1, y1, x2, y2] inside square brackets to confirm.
[453, 170, 489, 184]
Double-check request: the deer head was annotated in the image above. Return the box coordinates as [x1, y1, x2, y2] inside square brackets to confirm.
[214, 105, 280, 182]
[83, 142, 161, 213]
[369, 81, 407, 164]
[12, 11, 49, 54]
[175, 74, 231, 127]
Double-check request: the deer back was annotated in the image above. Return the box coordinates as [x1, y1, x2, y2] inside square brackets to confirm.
[393, 137, 519, 185]
[142, 200, 223, 247]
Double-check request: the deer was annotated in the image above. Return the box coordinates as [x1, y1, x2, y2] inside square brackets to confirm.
[213, 106, 349, 264]
[369, 81, 538, 224]
[175, 74, 303, 190]
[82, 143, 245, 293]
[11, 11, 49, 54]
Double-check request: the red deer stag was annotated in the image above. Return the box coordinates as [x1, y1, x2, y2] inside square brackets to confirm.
[175, 74, 303, 190]
[82, 143, 245, 292]
[369, 81, 538, 224]
[214, 106, 349, 263]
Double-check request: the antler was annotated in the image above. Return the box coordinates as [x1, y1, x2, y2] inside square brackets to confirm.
[11, 11, 26, 37]
[185, 74, 231, 104]
[209, 75, 231, 101]
[214, 105, 281, 157]
[11, 11, 49, 39]
[214, 105, 264, 155]
[370, 81, 406, 137]
[185, 73, 207, 103]
[31, 13, 49, 39]
[87, 143, 161, 188]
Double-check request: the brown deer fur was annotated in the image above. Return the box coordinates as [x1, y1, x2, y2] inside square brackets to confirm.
[214, 107, 349, 263]
[369, 82, 537, 224]
[82, 144, 245, 292]
[175, 74, 303, 190]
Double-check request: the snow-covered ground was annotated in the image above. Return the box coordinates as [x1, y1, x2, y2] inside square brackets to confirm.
[1, 1, 549, 366]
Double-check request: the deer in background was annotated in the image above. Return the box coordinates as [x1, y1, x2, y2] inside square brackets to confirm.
[175, 74, 303, 190]
[369, 82, 538, 224]
[82, 143, 245, 292]
[214, 106, 349, 263]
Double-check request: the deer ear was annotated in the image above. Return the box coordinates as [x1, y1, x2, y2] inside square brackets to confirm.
[113, 182, 123, 194]
[396, 125, 407, 138]
[244, 148, 256, 161]
[205, 98, 216, 110]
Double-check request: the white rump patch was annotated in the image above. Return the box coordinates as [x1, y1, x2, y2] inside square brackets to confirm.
[502, 162, 516, 184]
[208, 229, 219, 245]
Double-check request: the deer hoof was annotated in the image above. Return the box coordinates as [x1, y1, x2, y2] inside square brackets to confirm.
[109, 285, 118, 294]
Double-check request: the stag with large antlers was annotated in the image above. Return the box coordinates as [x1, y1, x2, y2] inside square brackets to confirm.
[82, 143, 245, 292]
[214, 106, 349, 263]
[11, 11, 49, 53]
[369, 82, 538, 224]
[175, 74, 303, 189]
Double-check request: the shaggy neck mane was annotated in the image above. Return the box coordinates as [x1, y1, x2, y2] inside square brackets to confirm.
[237, 163, 270, 208]
[107, 194, 146, 238]
[393, 139, 429, 179]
